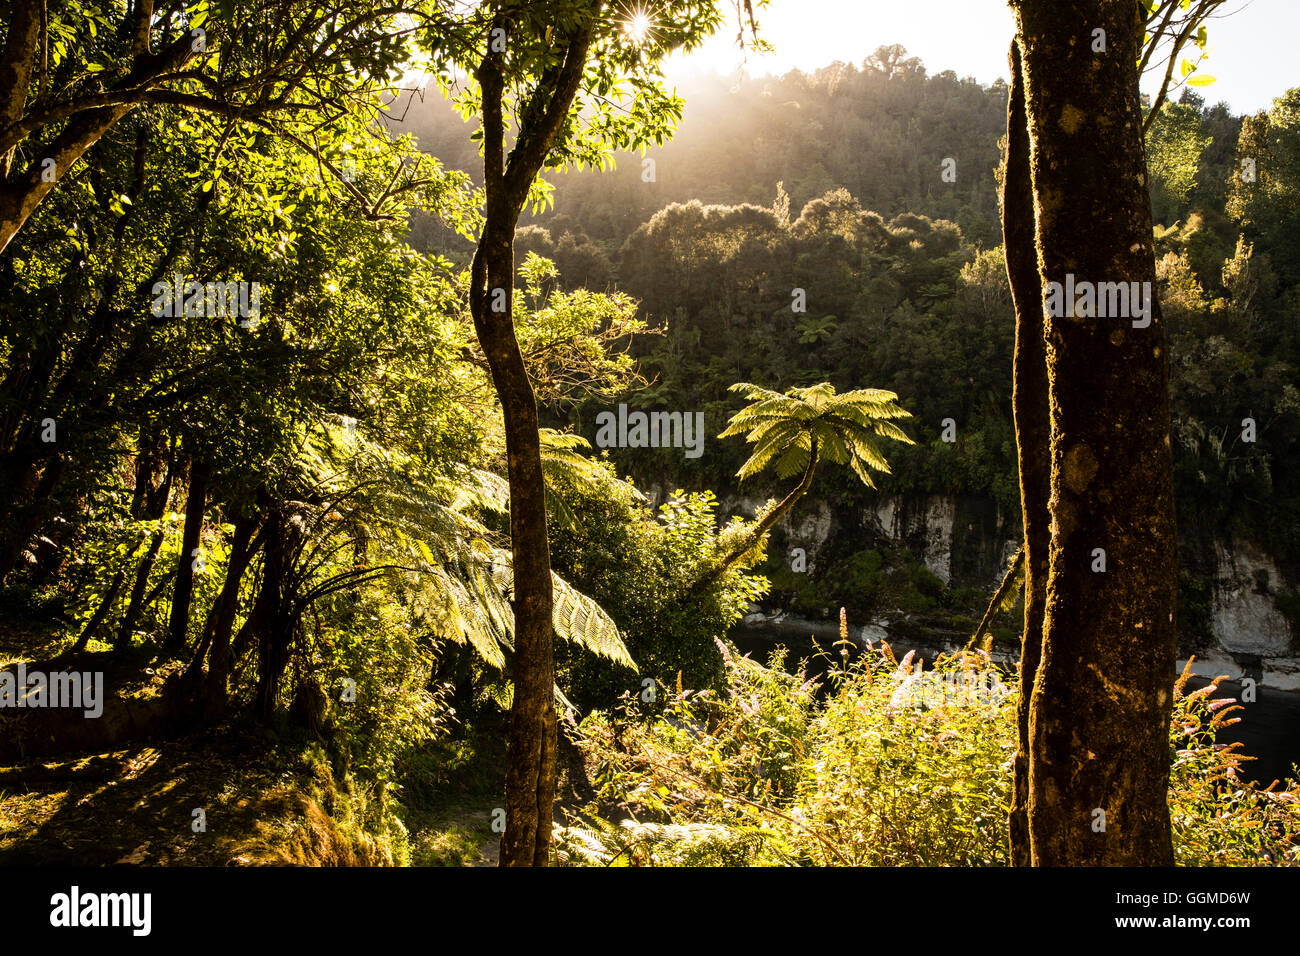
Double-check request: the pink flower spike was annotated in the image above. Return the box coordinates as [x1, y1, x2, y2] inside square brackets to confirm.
[1207, 698, 1236, 711]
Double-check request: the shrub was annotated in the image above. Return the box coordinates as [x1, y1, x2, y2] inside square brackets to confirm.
[1168, 660, 1300, 865]
[548, 460, 768, 712]
[557, 634, 1300, 866]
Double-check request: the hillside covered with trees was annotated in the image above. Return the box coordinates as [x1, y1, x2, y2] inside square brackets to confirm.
[405, 53, 1300, 651]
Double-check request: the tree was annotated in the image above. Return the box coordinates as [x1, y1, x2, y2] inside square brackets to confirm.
[698, 381, 913, 588]
[1004, 0, 1184, 865]
[1229, 89, 1300, 285]
[864, 44, 922, 80]
[1146, 99, 1213, 222]
[425, 0, 760, 866]
[1138, 0, 1223, 134]
[1000, 39, 1050, 868]
[0, 1, 446, 255]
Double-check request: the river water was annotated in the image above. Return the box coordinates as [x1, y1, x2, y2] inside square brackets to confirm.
[729, 621, 1300, 786]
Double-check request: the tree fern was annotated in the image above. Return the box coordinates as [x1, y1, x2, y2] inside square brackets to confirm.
[291, 419, 635, 675]
[491, 555, 636, 671]
[696, 381, 914, 589]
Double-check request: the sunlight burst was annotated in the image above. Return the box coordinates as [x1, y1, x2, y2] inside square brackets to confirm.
[624, 8, 652, 44]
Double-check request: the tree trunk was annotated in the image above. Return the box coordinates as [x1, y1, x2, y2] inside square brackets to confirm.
[70, 430, 168, 653]
[253, 511, 295, 721]
[166, 458, 210, 651]
[967, 546, 1024, 652]
[71, 568, 127, 653]
[0, 344, 62, 552]
[1013, 0, 1179, 865]
[191, 510, 263, 715]
[470, 14, 594, 867]
[1000, 39, 1052, 868]
[0, 1, 42, 179]
[0, 104, 136, 253]
[0, 451, 62, 580]
[117, 531, 162, 647]
[473, 218, 558, 867]
[693, 438, 819, 592]
[115, 436, 176, 647]
[0, 16, 196, 254]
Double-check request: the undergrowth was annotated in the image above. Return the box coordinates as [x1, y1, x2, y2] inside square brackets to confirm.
[554, 625, 1300, 866]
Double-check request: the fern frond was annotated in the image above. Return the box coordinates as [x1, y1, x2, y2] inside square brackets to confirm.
[490, 551, 636, 671]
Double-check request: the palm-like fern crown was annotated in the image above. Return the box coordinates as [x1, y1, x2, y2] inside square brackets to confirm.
[309, 420, 635, 677]
[719, 381, 915, 488]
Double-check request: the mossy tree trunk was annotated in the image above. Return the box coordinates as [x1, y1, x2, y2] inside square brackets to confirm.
[190, 507, 263, 715]
[1009, 0, 1179, 865]
[115, 438, 176, 649]
[1000, 39, 1051, 868]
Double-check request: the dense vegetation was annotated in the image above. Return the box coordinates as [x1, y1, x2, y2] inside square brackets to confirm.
[405, 61, 1300, 647]
[1, 0, 1297, 869]
[556, 627, 1300, 866]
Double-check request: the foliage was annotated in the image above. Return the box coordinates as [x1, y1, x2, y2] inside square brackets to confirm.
[1169, 660, 1300, 865]
[558, 636, 1016, 865]
[5, 0, 1300, 865]
[557, 640, 1300, 866]
[722, 381, 913, 487]
[469, 252, 654, 405]
[548, 457, 768, 711]
[1148, 99, 1214, 215]
[406, 47, 1007, 252]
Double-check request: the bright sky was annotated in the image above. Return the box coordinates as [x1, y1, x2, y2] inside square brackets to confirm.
[666, 0, 1293, 115]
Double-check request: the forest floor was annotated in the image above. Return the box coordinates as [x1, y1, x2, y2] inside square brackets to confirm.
[0, 601, 600, 867]
[0, 716, 598, 867]
[0, 724, 317, 865]
[0, 614, 308, 865]
[392, 712, 599, 866]
[0, 621, 595, 866]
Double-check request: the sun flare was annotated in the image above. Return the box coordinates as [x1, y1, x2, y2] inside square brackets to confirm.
[624, 9, 652, 43]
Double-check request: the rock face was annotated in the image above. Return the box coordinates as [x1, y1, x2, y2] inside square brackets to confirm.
[1196, 537, 1298, 690]
[715, 493, 836, 572]
[866, 494, 1017, 588]
[1211, 538, 1292, 658]
[859, 499, 1298, 688]
[679, 482, 1299, 690]
[873, 496, 956, 583]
